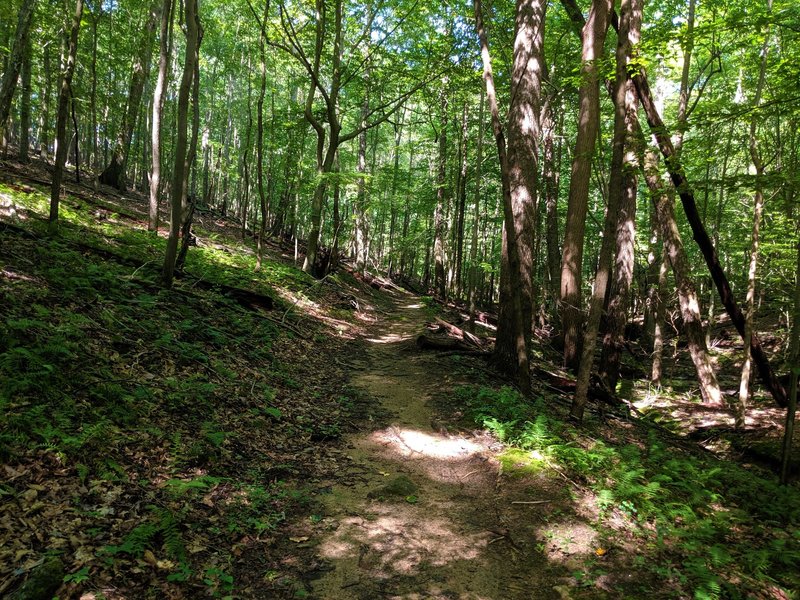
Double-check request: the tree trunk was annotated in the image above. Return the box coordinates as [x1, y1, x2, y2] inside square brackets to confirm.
[99, 0, 160, 190]
[572, 0, 638, 421]
[48, 0, 83, 233]
[560, 0, 612, 371]
[738, 6, 770, 428]
[255, 1, 270, 270]
[149, 0, 173, 231]
[598, 0, 641, 392]
[644, 149, 722, 405]
[468, 87, 485, 319]
[354, 76, 370, 274]
[475, 0, 530, 394]
[17, 36, 31, 162]
[40, 43, 52, 159]
[0, 0, 37, 131]
[433, 82, 448, 300]
[542, 102, 561, 320]
[632, 50, 788, 408]
[161, 0, 199, 288]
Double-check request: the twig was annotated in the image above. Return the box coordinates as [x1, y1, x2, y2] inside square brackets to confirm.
[511, 500, 550, 505]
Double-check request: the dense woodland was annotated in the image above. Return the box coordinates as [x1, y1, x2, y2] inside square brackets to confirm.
[1, 0, 800, 597]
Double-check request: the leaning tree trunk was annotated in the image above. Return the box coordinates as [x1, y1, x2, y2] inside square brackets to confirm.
[149, 0, 173, 231]
[644, 149, 722, 405]
[559, 0, 612, 371]
[99, 0, 159, 190]
[48, 0, 83, 233]
[161, 0, 199, 288]
[0, 0, 37, 131]
[632, 51, 787, 408]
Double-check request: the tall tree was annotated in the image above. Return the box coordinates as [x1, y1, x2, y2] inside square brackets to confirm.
[0, 0, 37, 132]
[48, 0, 83, 233]
[559, 0, 612, 371]
[149, 0, 174, 231]
[474, 0, 531, 394]
[161, 0, 201, 288]
[99, 0, 160, 190]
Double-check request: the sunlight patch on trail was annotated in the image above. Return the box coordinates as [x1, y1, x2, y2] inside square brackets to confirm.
[318, 503, 490, 572]
[371, 427, 483, 460]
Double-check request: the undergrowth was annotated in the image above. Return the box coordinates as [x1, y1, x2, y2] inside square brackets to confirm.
[458, 385, 800, 598]
[0, 179, 363, 597]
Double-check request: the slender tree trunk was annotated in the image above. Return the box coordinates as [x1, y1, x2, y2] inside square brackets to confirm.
[468, 87, 485, 319]
[475, 0, 530, 394]
[651, 253, 668, 385]
[560, 0, 612, 371]
[149, 0, 173, 231]
[738, 6, 771, 428]
[18, 36, 31, 162]
[40, 43, 52, 159]
[780, 235, 800, 483]
[455, 101, 469, 298]
[542, 103, 561, 319]
[354, 77, 370, 274]
[644, 149, 722, 405]
[255, 1, 270, 270]
[573, 0, 638, 421]
[90, 7, 99, 170]
[161, 0, 199, 288]
[48, 0, 83, 233]
[0, 0, 37, 131]
[433, 82, 448, 300]
[632, 50, 788, 407]
[99, 0, 160, 190]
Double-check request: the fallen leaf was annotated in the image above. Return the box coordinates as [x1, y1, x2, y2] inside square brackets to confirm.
[143, 550, 158, 566]
[289, 536, 309, 543]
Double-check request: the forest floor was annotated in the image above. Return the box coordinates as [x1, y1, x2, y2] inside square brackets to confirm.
[1, 158, 799, 599]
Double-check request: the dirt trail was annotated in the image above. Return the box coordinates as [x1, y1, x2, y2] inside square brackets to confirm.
[310, 292, 569, 599]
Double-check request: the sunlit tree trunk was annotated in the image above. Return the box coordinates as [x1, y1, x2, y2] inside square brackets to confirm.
[40, 44, 52, 159]
[644, 149, 722, 405]
[475, 0, 530, 394]
[560, 0, 612, 371]
[48, 0, 83, 233]
[572, 0, 637, 422]
[161, 0, 199, 288]
[149, 0, 173, 231]
[599, 0, 641, 391]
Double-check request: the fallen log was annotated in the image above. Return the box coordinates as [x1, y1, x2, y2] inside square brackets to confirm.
[416, 333, 488, 353]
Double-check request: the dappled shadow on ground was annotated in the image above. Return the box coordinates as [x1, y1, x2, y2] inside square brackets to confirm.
[308, 297, 656, 599]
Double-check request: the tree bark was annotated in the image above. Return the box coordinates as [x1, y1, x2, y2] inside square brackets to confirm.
[599, 0, 641, 392]
[572, 0, 637, 422]
[149, 0, 173, 231]
[631, 51, 788, 408]
[644, 149, 722, 405]
[255, 0, 270, 271]
[475, 0, 530, 394]
[161, 0, 200, 288]
[17, 36, 31, 162]
[40, 43, 52, 159]
[0, 0, 37, 132]
[99, 0, 160, 190]
[468, 87, 485, 319]
[433, 82, 448, 300]
[560, 0, 612, 371]
[48, 0, 82, 233]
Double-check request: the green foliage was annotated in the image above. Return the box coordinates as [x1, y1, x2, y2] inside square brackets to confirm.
[458, 385, 800, 596]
